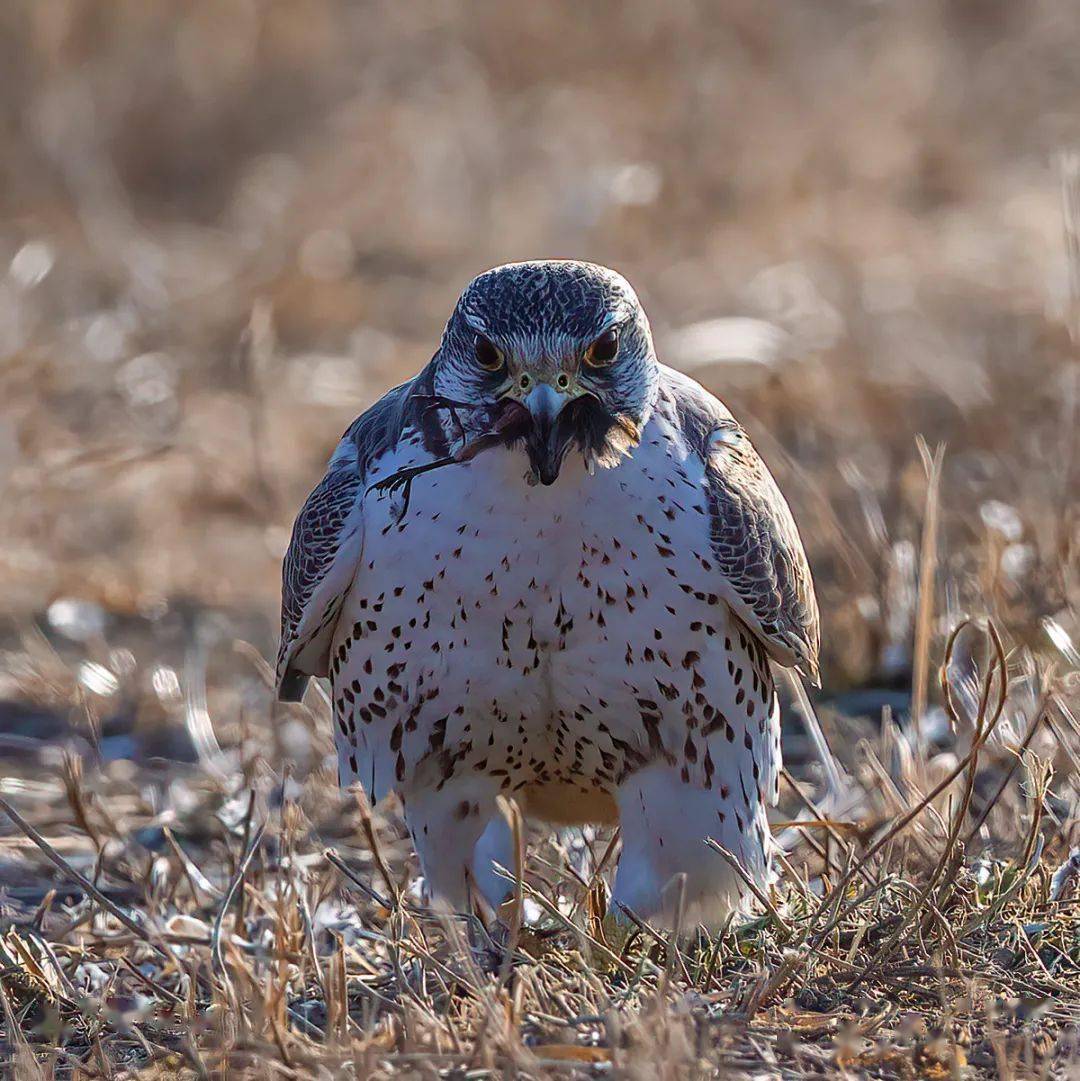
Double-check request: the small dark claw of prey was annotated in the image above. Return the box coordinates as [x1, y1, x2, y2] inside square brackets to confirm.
[367, 456, 459, 519]
[369, 456, 458, 495]
[367, 419, 520, 521]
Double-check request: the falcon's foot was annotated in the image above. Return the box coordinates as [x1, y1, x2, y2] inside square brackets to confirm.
[593, 910, 636, 963]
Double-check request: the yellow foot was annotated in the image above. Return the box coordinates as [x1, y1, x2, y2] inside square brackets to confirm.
[582, 879, 632, 961]
[595, 911, 635, 959]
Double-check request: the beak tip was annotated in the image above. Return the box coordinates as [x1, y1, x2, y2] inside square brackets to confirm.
[524, 381, 571, 485]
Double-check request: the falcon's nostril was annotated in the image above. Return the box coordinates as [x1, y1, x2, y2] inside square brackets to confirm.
[519, 373, 532, 391]
[556, 373, 570, 390]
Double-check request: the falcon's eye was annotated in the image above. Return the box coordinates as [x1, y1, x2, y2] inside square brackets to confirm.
[584, 326, 620, 368]
[474, 335, 504, 372]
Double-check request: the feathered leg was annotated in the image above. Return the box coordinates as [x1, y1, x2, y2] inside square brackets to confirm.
[402, 775, 513, 914]
[611, 757, 772, 931]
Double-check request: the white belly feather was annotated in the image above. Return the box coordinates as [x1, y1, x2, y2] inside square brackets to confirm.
[329, 407, 778, 860]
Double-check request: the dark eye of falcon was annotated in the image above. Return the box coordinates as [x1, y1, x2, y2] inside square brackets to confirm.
[584, 326, 620, 368]
[474, 335, 504, 372]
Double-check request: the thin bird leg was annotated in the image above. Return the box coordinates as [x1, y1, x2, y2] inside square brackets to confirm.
[368, 456, 457, 517]
[416, 393, 486, 434]
[366, 431, 511, 517]
[416, 393, 495, 448]
[369, 431, 505, 497]
[413, 393, 485, 412]
[452, 430, 510, 463]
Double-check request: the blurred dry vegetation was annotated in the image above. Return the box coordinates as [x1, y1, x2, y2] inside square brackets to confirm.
[0, 1, 1079, 1077]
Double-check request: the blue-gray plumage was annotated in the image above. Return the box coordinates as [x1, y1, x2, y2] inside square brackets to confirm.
[277, 261, 819, 928]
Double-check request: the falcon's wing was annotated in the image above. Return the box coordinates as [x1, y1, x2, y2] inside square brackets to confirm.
[662, 366, 821, 685]
[275, 378, 418, 702]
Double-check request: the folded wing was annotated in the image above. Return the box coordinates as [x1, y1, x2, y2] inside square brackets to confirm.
[276, 377, 420, 701]
[664, 367, 820, 685]
[276, 460, 365, 701]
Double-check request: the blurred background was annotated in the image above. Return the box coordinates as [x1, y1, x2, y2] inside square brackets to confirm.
[0, 1, 1077, 793]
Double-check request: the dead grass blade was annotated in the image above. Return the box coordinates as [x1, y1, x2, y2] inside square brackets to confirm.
[912, 438, 945, 754]
[0, 795, 183, 970]
[210, 811, 267, 989]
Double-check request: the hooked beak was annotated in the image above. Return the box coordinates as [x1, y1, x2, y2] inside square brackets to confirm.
[523, 383, 572, 484]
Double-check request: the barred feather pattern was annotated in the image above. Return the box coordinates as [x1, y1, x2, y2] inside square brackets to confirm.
[276, 466, 363, 688]
[665, 369, 820, 684]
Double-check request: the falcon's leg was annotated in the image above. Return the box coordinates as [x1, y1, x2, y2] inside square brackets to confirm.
[611, 761, 771, 932]
[472, 814, 515, 910]
[402, 777, 513, 914]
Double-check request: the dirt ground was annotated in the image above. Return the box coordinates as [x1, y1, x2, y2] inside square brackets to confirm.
[0, 2, 1077, 1076]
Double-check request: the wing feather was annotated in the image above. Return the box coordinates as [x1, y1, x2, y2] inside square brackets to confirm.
[275, 375, 421, 701]
[276, 463, 364, 701]
[663, 366, 820, 684]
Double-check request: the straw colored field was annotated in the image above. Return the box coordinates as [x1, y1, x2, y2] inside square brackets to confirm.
[0, 2, 1077, 1076]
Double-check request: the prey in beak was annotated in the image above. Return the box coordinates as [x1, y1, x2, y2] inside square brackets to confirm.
[522, 382, 575, 485]
[510, 371, 642, 486]
[371, 359, 643, 514]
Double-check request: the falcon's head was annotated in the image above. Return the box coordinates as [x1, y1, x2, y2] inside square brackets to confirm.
[434, 260, 660, 485]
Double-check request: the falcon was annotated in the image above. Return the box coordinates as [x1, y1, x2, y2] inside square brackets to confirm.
[277, 261, 819, 929]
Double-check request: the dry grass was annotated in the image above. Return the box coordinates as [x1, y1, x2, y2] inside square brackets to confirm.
[1, 1, 1079, 1076]
[0, 624, 1077, 1077]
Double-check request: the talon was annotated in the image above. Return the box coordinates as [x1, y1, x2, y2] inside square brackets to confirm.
[593, 911, 636, 963]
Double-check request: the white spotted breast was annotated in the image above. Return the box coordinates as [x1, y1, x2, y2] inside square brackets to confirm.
[329, 396, 779, 825]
